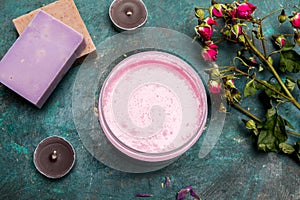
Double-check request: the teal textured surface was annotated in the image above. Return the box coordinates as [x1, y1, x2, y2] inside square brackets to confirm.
[0, 0, 299, 199]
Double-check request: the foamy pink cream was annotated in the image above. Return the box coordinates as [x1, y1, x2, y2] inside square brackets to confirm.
[99, 51, 207, 161]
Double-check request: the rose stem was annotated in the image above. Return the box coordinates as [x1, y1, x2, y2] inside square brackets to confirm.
[243, 34, 300, 110]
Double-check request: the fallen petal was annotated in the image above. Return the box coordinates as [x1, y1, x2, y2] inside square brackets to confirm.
[190, 188, 201, 200]
[176, 186, 192, 200]
[135, 193, 153, 198]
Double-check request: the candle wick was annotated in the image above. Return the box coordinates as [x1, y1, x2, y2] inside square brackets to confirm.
[126, 10, 133, 16]
[51, 150, 58, 161]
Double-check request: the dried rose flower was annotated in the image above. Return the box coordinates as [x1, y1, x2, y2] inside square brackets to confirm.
[208, 80, 221, 94]
[236, 2, 257, 19]
[202, 42, 218, 62]
[195, 25, 213, 41]
[289, 12, 300, 29]
[273, 35, 286, 48]
[203, 17, 218, 26]
[210, 4, 224, 18]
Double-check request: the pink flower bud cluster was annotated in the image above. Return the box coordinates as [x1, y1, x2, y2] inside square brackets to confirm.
[194, 1, 257, 62]
[195, 17, 219, 62]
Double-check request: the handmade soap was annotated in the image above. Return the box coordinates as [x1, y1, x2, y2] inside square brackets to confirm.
[12, 0, 95, 58]
[0, 10, 84, 108]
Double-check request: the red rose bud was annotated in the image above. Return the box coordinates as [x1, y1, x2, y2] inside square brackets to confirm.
[208, 80, 221, 94]
[294, 32, 300, 46]
[274, 35, 286, 48]
[229, 8, 237, 19]
[278, 9, 287, 24]
[249, 57, 257, 68]
[236, 2, 257, 19]
[202, 42, 218, 62]
[195, 25, 213, 41]
[210, 4, 223, 18]
[205, 40, 218, 50]
[204, 17, 218, 26]
[290, 13, 300, 29]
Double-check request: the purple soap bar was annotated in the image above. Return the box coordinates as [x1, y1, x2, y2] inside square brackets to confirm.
[0, 10, 84, 108]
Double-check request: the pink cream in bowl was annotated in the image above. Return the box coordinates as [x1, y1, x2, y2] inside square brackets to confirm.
[98, 51, 207, 162]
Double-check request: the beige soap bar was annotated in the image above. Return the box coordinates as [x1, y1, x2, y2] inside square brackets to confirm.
[13, 0, 96, 58]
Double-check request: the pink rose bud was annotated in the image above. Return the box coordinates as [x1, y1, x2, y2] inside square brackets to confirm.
[204, 17, 218, 26]
[236, 2, 257, 19]
[210, 4, 223, 18]
[208, 80, 221, 94]
[202, 41, 218, 62]
[272, 35, 286, 48]
[195, 25, 213, 41]
[206, 40, 218, 50]
[229, 8, 237, 19]
[289, 13, 300, 29]
[250, 57, 257, 63]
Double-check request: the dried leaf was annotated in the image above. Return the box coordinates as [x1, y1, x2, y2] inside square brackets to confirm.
[285, 76, 296, 91]
[257, 110, 288, 153]
[279, 50, 300, 73]
[281, 39, 295, 51]
[244, 79, 257, 98]
[279, 143, 295, 154]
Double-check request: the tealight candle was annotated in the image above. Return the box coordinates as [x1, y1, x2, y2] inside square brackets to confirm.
[109, 0, 148, 31]
[98, 51, 208, 162]
[33, 136, 75, 179]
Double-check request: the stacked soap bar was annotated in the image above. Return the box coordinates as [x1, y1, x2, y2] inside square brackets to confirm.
[0, 10, 84, 108]
[13, 0, 96, 58]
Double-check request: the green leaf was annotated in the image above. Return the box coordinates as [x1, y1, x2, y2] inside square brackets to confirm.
[279, 143, 295, 154]
[257, 112, 288, 153]
[285, 76, 296, 91]
[279, 50, 300, 73]
[258, 64, 264, 72]
[238, 35, 245, 43]
[265, 84, 281, 98]
[244, 79, 257, 98]
[266, 107, 276, 119]
[243, 119, 259, 135]
[297, 79, 300, 89]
